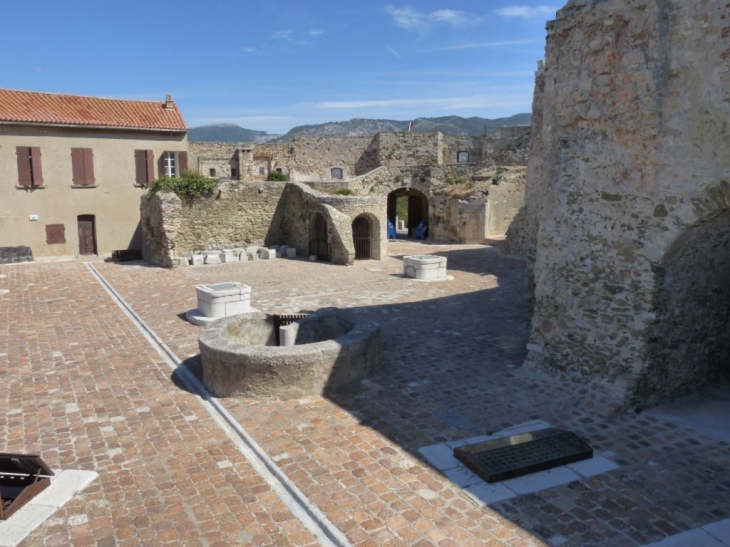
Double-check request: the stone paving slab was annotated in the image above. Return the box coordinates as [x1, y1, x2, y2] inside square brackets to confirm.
[0, 262, 319, 547]
[16, 241, 730, 547]
[93, 241, 730, 547]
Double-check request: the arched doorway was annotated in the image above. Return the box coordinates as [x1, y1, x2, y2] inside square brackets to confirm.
[641, 212, 730, 406]
[352, 215, 372, 260]
[309, 213, 330, 261]
[387, 188, 429, 238]
[77, 215, 97, 255]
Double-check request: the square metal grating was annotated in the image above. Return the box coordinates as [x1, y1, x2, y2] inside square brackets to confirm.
[0, 453, 54, 520]
[454, 428, 593, 483]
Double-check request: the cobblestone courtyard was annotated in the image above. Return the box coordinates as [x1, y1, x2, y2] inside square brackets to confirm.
[1, 241, 729, 546]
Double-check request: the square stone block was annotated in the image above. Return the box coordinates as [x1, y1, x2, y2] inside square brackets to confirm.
[191, 254, 204, 266]
[204, 253, 221, 265]
[195, 283, 252, 319]
[403, 254, 447, 280]
[220, 251, 239, 263]
[286, 247, 297, 258]
[247, 252, 257, 261]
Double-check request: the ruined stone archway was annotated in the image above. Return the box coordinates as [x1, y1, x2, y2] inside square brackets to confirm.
[309, 212, 330, 262]
[387, 188, 429, 238]
[638, 212, 730, 407]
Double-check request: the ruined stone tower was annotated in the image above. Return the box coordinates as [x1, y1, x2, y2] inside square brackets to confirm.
[520, 0, 730, 408]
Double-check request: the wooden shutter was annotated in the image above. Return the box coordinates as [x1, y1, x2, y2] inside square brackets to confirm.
[178, 151, 188, 176]
[16, 147, 32, 187]
[83, 149, 94, 185]
[72, 149, 94, 186]
[71, 148, 85, 185]
[135, 150, 154, 185]
[45, 224, 66, 244]
[145, 150, 154, 183]
[30, 147, 43, 186]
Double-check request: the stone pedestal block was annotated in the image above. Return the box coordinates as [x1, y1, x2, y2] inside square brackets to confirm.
[186, 282, 258, 326]
[403, 255, 448, 281]
[191, 254, 204, 266]
[204, 253, 221, 265]
[221, 250, 239, 263]
[286, 247, 297, 258]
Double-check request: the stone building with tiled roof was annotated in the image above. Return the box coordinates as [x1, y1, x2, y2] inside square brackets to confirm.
[0, 89, 188, 261]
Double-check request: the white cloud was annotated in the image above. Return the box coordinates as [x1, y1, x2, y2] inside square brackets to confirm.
[272, 30, 293, 41]
[316, 95, 504, 110]
[308, 28, 325, 36]
[494, 5, 557, 19]
[429, 39, 539, 51]
[431, 9, 471, 27]
[242, 46, 260, 54]
[385, 5, 480, 32]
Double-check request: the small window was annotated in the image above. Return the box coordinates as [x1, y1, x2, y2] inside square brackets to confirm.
[46, 224, 66, 244]
[209, 168, 216, 177]
[71, 148, 95, 186]
[457, 151, 470, 163]
[231, 167, 239, 179]
[159, 151, 189, 178]
[135, 150, 154, 186]
[276, 168, 282, 173]
[331, 168, 343, 180]
[259, 167, 265, 176]
[163, 152, 177, 177]
[16, 146, 43, 187]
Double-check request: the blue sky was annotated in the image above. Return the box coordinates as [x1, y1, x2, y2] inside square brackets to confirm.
[4, 1, 559, 134]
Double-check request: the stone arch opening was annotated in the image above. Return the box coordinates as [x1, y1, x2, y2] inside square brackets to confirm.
[387, 188, 429, 238]
[308, 212, 330, 262]
[641, 212, 730, 406]
[352, 215, 373, 260]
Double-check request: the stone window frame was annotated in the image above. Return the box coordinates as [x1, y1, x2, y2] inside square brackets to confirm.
[331, 168, 343, 180]
[209, 168, 216, 177]
[457, 151, 470, 163]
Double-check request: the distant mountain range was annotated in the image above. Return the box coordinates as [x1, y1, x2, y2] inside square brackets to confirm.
[187, 124, 281, 143]
[188, 114, 532, 142]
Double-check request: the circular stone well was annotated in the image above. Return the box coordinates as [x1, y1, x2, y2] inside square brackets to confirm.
[198, 310, 381, 399]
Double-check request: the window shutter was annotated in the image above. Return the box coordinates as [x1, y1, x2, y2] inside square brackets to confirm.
[83, 149, 95, 185]
[16, 147, 32, 187]
[134, 150, 146, 184]
[146, 150, 154, 183]
[135, 150, 154, 185]
[71, 148, 85, 185]
[178, 152, 188, 176]
[30, 147, 43, 186]
[46, 224, 66, 244]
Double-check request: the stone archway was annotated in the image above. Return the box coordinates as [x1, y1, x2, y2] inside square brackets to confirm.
[308, 212, 330, 262]
[639, 212, 730, 406]
[387, 188, 429, 238]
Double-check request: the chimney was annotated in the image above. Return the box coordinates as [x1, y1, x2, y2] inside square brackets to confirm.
[164, 93, 174, 109]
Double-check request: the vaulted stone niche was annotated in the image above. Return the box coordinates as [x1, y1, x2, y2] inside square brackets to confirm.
[639, 212, 730, 406]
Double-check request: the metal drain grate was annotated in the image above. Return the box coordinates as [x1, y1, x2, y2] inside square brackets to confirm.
[0, 453, 54, 520]
[454, 428, 593, 483]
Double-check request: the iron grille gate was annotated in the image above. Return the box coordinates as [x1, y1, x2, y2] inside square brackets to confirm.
[309, 213, 330, 262]
[273, 314, 309, 345]
[352, 217, 371, 260]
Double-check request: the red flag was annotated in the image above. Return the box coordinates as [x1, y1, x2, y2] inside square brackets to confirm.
[408, 120, 416, 132]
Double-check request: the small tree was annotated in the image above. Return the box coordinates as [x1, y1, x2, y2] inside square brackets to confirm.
[147, 169, 218, 200]
[266, 170, 289, 181]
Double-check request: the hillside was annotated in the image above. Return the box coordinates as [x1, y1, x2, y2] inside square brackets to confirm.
[188, 114, 531, 142]
[187, 123, 281, 142]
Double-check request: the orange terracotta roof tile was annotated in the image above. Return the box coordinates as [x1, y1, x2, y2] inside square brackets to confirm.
[0, 89, 187, 131]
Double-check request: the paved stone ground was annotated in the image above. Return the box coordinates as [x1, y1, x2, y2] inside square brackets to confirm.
[0, 262, 319, 546]
[3, 241, 729, 546]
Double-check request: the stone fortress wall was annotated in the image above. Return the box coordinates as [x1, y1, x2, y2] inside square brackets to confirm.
[143, 128, 530, 269]
[506, 0, 730, 408]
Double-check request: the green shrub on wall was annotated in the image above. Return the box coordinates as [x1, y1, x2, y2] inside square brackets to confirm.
[335, 188, 353, 195]
[147, 169, 218, 199]
[266, 171, 289, 181]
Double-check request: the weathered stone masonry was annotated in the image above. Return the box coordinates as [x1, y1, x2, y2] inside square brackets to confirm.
[510, 0, 730, 408]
